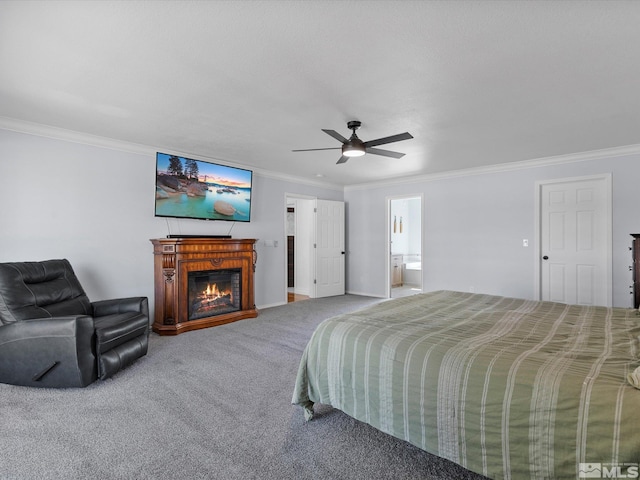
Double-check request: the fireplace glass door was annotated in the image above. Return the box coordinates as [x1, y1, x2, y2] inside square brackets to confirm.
[188, 269, 241, 321]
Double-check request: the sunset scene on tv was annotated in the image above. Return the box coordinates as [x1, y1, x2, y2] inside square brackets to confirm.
[155, 153, 252, 222]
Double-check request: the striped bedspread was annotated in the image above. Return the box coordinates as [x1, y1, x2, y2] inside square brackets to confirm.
[292, 291, 640, 479]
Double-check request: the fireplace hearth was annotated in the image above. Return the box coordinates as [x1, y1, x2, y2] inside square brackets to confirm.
[151, 238, 257, 335]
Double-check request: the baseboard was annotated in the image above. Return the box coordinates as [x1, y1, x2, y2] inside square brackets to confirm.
[257, 301, 287, 310]
[345, 290, 387, 299]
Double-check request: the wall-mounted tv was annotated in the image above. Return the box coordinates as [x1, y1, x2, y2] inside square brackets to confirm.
[155, 152, 253, 222]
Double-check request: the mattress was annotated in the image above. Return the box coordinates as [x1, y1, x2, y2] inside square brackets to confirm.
[292, 290, 640, 479]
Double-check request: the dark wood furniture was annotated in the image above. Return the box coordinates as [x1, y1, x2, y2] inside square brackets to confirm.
[287, 235, 294, 288]
[151, 238, 258, 335]
[631, 234, 640, 308]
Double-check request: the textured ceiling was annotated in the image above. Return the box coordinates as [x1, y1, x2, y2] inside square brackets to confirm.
[1, 1, 639, 187]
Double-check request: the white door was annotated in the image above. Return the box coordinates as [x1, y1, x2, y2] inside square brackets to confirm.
[539, 175, 611, 306]
[313, 199, 345, 298]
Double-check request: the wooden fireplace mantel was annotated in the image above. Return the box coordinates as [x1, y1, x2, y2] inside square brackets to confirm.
[150, 237, 258, 335]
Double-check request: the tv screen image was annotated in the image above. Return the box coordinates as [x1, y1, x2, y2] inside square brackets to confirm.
[155, 152, 253, 222]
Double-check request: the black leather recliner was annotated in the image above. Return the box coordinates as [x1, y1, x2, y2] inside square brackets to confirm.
[0, 259, 149, 388]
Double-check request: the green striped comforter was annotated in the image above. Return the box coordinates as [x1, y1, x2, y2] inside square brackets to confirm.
[292, 291, 640, 479]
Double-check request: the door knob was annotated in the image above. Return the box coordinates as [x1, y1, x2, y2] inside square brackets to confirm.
[542, 256, 549, 260]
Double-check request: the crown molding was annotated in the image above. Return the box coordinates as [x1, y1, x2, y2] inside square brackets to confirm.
[252, 168, 344, 191]
[4, 116, 638, 193]
[0, 116, 155, 156]
[0, 116, 343, 191]
[344, 143, 640, 191]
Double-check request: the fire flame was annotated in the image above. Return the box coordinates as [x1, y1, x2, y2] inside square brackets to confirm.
[205, 283, 219, 297]
[203, 283, 232, 302]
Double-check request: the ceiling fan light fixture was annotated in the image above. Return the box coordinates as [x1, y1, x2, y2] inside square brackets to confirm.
[342, 141, 365, 157]
[293, 120, 412, 163]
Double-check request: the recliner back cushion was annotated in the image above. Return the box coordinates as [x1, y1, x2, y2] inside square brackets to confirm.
[0, 259, 92, 324]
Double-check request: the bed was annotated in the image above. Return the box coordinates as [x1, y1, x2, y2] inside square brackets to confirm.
[292, 291, 640, 480]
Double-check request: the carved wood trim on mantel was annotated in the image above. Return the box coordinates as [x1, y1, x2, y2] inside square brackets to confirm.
[209, 258, 224, 267]
[150, 238, 258, 335]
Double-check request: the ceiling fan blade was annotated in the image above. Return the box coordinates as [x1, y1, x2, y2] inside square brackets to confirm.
[336, 156, 349, 164]
[322, 129, 348, 143]
[365, 147, 405, 159]
[292, 147, 341, 152]
[363, 132, 413, 148]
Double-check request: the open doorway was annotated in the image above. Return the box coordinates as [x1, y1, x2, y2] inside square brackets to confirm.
[388, 195, 423, 298]
[285, 195, 313, 303]
[285, 195, 346, 303]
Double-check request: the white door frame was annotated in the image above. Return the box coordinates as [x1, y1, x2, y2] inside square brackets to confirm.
[386, 193, 424, 298]
[533, 173, 612, 306]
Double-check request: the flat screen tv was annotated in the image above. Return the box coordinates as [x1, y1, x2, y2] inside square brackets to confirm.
[155, 152, 253, 222]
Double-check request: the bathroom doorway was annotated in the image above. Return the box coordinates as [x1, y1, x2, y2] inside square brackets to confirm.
[388, 195, 423, 298]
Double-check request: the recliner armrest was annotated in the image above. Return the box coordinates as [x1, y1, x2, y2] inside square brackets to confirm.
[0, 315, 95, 339]
[92, 297, 149, 317]
[0, 315, 97, 387]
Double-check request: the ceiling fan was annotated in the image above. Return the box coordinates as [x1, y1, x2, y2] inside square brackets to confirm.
[292, 121, 413, 164]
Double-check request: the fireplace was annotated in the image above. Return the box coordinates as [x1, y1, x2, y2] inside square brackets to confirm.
[151, 238, 258, 335]
[188, 269, 241, 320]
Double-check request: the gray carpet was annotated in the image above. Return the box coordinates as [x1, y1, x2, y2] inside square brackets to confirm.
[0, 295, 488, 480]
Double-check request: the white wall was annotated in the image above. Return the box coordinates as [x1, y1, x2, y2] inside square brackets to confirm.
[4, 127, 639, 311]
[390, 199, 409, 254]
[390, 196, 421, 257]
[345, 152, 640, 308]
[0, 128, 343, 312]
